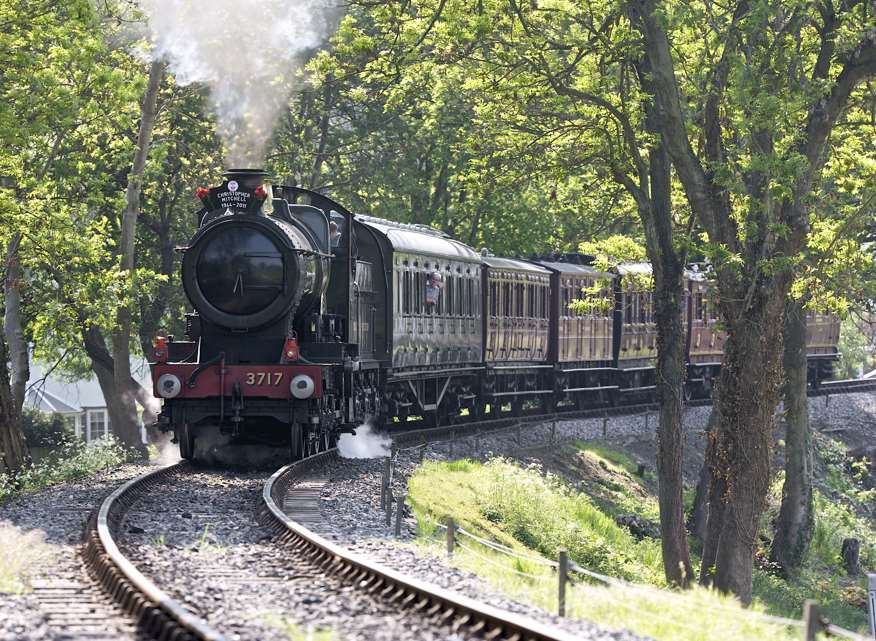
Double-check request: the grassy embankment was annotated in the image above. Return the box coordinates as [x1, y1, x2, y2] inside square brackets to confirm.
[407, 440, 875, 641]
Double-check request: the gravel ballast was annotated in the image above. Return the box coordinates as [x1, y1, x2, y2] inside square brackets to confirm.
[119, 466, 516, 641]
[0, 464, 152, 641]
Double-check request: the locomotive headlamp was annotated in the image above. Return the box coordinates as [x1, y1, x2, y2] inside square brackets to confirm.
[195, 187, 209, 200]
[152, 335, 168, 363]
[281, 336, 300, 363]
[157, 373, 182, 399]
[254, 184, 267, 199]
[290, 374, 315, 399]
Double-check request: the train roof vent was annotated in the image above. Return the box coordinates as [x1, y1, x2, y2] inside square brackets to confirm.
[529, 252, 596, 265]
[355, 214, 450, 238]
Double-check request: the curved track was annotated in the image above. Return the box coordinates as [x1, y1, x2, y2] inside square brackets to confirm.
[263, 446, 582, 641]
[82, 380, 875, 641]
[82, 462, 227, 641]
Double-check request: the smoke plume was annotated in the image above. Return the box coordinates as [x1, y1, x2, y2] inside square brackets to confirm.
[137, 0, 341, 166]
[338, 423, 392, 459]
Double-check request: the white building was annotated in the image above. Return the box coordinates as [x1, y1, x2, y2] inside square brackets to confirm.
[25, 360, 153, 444]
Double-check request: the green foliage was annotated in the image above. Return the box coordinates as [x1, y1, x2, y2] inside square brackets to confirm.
[836, 317, 876, 379]
[409, 457, 663, 584]
[570, 235, 651, 316]
[266, 0, 643, 257]
[19, 408, 76, 449]
[752, 432, 876, 631]
[410, 440, 876, 635]
[580, 236, 649, 269]
[0, 436, 134, 504]
[0, 0, 222, 379]
[572, 441, 660, 521]
[408, 456, 803, 641]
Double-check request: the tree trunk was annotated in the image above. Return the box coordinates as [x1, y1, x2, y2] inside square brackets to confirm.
[85, 326, 147, 455]
[770, 298, 814, 575]
[0, 332, 29, 473]
[700, 291, 785, 604]
[689, 404, 719, 545]
[647, 137, 693, 588]
[111, 60, 164, 454]
[653, 273, 693, 586]
[4, 236, 29, 417]
[699, 399, 727, 586]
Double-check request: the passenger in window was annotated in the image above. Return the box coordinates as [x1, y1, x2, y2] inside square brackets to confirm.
[425, 271, 442, 309]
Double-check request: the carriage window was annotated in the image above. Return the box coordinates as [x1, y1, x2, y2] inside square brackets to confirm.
[709, 299, 720, 321]
[515, 282, 523, 317]
[503, 282, 511, 317]
[695, 292, 704, 321]
[624, 293, 633, 324]
[446, 276, 454, 316]
[467, 278, 475, 317]
[453, 277, 465, 316]
[490, 280, 497, 316]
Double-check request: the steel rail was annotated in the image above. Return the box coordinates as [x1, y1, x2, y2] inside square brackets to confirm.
[82, 461, 227, 641]
[261, 378, 874, 641]
[79, 377, 870, 640]
[263, 449, 582, 641]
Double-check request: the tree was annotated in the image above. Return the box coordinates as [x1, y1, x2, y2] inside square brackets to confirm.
[280, 0, 696, 586]
[110, 60, 165, 454]
[267, 12, 640, 257]
[0, 2, 218, 453]
[772, 150, 876, 573]
[629, 0, 876, 601]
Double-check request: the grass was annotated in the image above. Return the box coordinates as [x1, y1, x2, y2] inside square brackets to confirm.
[261, 613, 336, 640]
[192, 524, 226, 555]
[571, 441, 660, 521]
[408, 451, 875, 641]
[750, 436, 876, 630]
[409, 457, 663, 583]
[0, 435, 134, 504]
[0, 524, 51, 593]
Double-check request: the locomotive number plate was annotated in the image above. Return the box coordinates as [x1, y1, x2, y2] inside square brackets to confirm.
[244, 372, 284, 386]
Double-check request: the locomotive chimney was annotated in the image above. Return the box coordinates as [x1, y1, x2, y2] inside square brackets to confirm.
[223, 168, 269, 188]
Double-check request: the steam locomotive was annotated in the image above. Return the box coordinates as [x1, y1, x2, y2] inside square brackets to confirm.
[150, 169, 840, 460]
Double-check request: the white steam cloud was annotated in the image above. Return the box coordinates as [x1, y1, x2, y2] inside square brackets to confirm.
[338, 424, 392, 459]
[137, 0, 341, 167]
[151, 430, 182, 465]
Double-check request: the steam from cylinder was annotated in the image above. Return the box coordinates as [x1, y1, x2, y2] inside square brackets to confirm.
[136, 0, 342, 166]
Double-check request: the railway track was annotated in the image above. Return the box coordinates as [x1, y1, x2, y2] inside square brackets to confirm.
[82, 462, 226, 641]
[80, 380, 874, 641]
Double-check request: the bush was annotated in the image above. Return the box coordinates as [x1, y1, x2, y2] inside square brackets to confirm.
[0, 435, 134, 504]
[20, 408, 76, 448]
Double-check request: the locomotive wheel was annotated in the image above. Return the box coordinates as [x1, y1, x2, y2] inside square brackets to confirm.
[178, 423, 195, 460]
